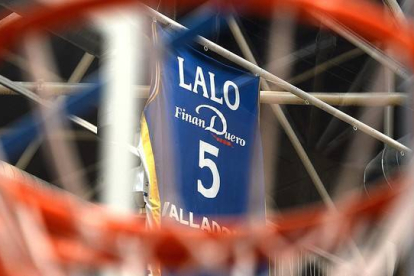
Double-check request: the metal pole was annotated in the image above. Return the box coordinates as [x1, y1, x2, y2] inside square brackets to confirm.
[68, 53, 95, 83]
[0, 75, 98, 134]
[313, 13, 409, 80]
[383, 0, 405, 20]
[98, 10, 145, 276]
[15, 51, 95, 170]
[99, 11, 141, 214]
[146, 7, 411, 153]
[232, 20, 375, 271]
[0, 81, 407, 105]
[227, 16, 335, 208]
[382, 0, 406, 138]
[384, 67, 395, 137]
[288, 48, 364, 85]
[265, 38, 334, 72]
[260, 91, 407, 106]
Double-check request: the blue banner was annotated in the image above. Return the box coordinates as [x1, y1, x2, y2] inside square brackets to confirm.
[139, 25, 265, 234]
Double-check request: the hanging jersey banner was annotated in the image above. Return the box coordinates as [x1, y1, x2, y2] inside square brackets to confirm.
[139, 25, 265, 233]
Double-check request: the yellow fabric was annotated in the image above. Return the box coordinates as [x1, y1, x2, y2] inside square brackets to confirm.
[141, 117, 161, 227]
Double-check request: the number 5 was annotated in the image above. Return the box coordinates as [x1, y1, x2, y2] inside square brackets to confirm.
[198, 140, 220, 198]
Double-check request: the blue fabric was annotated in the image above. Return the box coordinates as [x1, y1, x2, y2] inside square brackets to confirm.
[1, 81, 101, 161]
[167, 8, 227, 49]
[145, 26, 265, 221]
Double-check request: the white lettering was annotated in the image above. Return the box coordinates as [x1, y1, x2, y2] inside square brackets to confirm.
[223, 81, 240, 111]
[161, 203, 235, 233]
[175, 105, 247, 147]
[162, 202, 170, 216]
[197, 140, 220, 198]
[174, 106, 182, 118]
[201, 217, 212, 232]
[178, 57, 192, 91]
[169, 204, 179, 222]
[193, 66, 209, 98]
[208, 72, 223, 105]
[179, 208, 189, 225]
[177, 56, 241, 111]
[212, 221, 221, 233]
[189, 212, 200, 229]
[222, 227, 231, 234]
[196, 105, 227, 135]
[175, 106, 206, 128]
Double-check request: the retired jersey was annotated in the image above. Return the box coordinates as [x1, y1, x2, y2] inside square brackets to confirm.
[139, 24, 265, 232]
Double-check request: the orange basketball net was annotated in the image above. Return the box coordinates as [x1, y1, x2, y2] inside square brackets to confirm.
[0, 163, 405, 272]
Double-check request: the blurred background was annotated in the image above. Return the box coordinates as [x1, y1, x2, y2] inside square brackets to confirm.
[0, 0, 412, 275]
[0, 0, 410, 210]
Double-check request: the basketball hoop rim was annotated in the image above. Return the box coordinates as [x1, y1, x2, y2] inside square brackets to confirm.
[0, 0, 412, 66]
